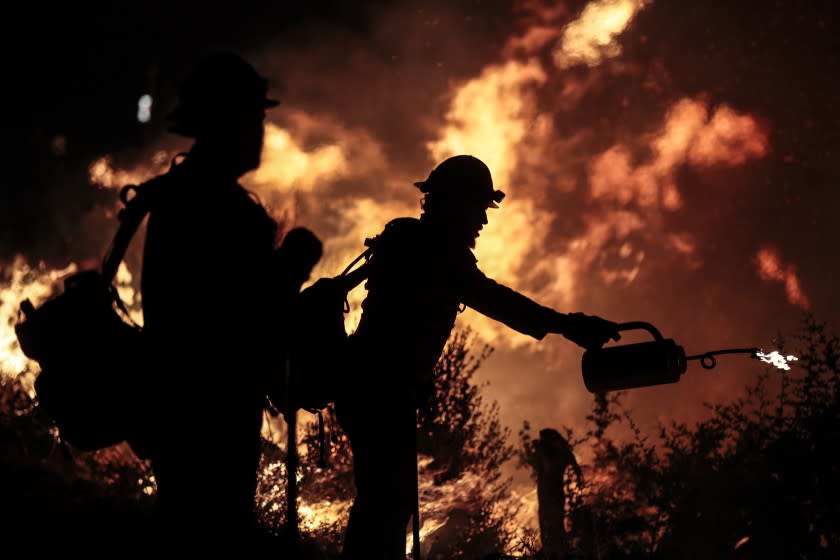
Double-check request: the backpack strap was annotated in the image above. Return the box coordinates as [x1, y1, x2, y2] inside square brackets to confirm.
[100, 186, 150, 283]
[100, 160, 178, 283]
[333, 236, 379, 312]
[339, 247, 373, 293]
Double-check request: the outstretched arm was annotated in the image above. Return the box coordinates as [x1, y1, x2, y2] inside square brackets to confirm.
[463, 269, 620, 350]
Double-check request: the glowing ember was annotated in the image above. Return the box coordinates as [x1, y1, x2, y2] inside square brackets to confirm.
[554, 0, 649, 68]
[735, 536, 751, 550]
[756, 350, 799, 371]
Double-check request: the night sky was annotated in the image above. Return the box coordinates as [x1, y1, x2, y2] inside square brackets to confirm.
[5, 0, 840, 443]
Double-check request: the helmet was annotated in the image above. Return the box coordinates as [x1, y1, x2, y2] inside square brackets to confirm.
[414, 155, 505, 208]
[167, 51, 279, 137]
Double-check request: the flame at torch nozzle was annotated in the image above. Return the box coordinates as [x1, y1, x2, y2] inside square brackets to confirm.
[755, 350, 799, 371]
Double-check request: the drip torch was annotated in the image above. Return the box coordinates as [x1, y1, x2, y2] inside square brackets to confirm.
[581, 322, 798, 393]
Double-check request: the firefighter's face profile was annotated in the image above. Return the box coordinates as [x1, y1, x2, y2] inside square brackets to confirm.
[423, 185, 493, 248]
[203, 108, 266, 176]
[437, 201, 489, 249]
[227, 110, 266, 173]
[463, 205, 488, 248]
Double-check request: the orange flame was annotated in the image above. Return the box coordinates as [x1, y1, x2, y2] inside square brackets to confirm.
[113, 263, 143, 326]
[255, 123, 348, 192]
[735, 536, 751, 550]
[590, 98, 769, 211]
[0, 257, 77, 387]
[754, 246, 810, 309]
[689, 106, 769, 166]
[252, 116, 382, 194]
[311, 196, 415, 334]
[554, 0, 649, 68]
[426, 58, 557, 347]
[410, 456, 534, 555]
[88, 153, 170, 189]
[428, 59, 546, 189]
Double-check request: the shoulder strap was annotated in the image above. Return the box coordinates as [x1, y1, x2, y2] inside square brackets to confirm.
[100, 162, 177, 283]
[100, 187, 148, 283]
[338, 247, 373, 292]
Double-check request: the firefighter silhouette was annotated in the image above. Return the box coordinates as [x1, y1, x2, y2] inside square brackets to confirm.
[138, 51, 281, 551]
[335, 154, 621, 559]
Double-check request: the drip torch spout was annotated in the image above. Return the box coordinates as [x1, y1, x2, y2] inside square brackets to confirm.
[685, 348, 760, 370]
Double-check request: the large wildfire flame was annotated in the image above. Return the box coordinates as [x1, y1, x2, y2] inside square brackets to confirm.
[0, 258, 76, 390]
[2, 0, 812, 553]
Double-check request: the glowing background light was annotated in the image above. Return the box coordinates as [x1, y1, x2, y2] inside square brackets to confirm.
[137, 94, 152, 123]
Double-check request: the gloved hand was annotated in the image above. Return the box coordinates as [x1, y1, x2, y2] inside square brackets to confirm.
[558, 312, 621, 350]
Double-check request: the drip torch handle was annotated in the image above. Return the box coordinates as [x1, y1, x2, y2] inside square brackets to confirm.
[615, 321, 665, 341]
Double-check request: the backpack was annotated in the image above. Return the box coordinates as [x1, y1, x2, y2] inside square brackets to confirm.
[267, 243, 374, 415]
[14, 177, 163, 454]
